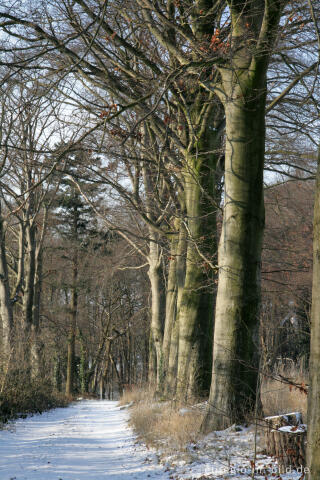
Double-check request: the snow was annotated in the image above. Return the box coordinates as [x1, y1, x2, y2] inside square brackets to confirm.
[163, 423, 308, 480]
[0, 400, 170, 480]
[277, 424, 307, 433]
[265, 412, 302, 423]
[0, 400, 309, 480]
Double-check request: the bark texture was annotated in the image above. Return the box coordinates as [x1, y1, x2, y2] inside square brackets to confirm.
[0, 212, 13, 362]
[165, 221, 187, 396]
[204, 0, 284, 430]
[307, 147, 320, 479]
[147, 237, 166, 390]
[22, 220, 36, 365]
[162, 223, 179, 380]
[66, 250, 78, 397]
[206, 96, 265, 428]
[176, 144, 218, 400]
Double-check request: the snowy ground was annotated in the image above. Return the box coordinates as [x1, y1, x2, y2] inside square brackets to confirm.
[0, 400, 170, 480]
[0, 400, 307, 480]
[165, 423, 306, 479]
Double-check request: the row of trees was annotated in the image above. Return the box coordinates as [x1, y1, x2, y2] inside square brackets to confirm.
[0, 89, 149, 400]
[1, 0, 320, 475]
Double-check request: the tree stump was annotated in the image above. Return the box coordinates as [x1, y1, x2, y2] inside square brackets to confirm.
[264, 413, 307, 473]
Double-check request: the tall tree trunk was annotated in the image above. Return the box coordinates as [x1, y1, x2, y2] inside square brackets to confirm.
[162, 220, 179, 382]
[66, 250, 78, 396]
[205, 87, 266, 430]
[172, 0, 223, 402]
[307, 146, 320, 478]
[147, 236, 166, 391]
[148, 327, 157, 385]
[30, 246, 44, 379]
[53, 353, 62, 391]
[0, 212, 14, 364]
[66, 199, 80, 397]
[22, 221, 36, 368]
[142, 130, 166, 391]
[79, 331, 88, 394]
[31, 206, 48, 379]
[176, 134, 220, 401]
[143, 329, 149, 383]
[203, 0, 284, 431]
[100, 339, 112, 398]
[165, 219, 187, 396]
[110, 352, 124, 397]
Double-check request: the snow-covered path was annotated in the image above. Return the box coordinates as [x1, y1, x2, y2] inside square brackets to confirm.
[0, 400, 170, 480]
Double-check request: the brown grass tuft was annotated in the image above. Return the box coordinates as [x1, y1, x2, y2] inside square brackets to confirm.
[261, 364, 308, 421]
[118, 385, 151, 406]
[120, 388, 204, 452]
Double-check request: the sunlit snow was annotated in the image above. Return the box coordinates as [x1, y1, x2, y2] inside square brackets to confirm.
[0, 400, 306, 480]
[0, 400, 169, 480]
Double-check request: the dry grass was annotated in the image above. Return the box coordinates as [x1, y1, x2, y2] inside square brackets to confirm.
[261, 364, 308, 421]
[118, 386, 150, 406]
[157, 409, 204, 447]
[120, 387, 205, 453]
[122, 363, 309, 456]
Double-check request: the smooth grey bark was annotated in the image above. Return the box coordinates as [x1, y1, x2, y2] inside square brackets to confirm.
[142, 139, 166, 390]
[148, 327, 157, 385]
[165, 219, 187, 396]
[162, 220, 179, 378]
[65, 198, 80, 396]
[30, 245, 44, 379]
[206, 96, 265, 429]
[30, 205, 48, 379]
[53, 354, 62, 391]
[176, 130, 221, 401]
[143, 332, 149, 383]
[100, 339, 112, 399]
[18, 192, 51, 383]
[166, 316, 179, 395]
[172, 4, 223, 401]
[204, 0, 285, 430]
[307, 146, 320, 479]
[65, 249, 78, 397]
[22, 219, 36, 365]
[11, 222, 25, 306]
[147, 235, 166, 390]
[16, 198, 48, 378]
[79, 329, 89, 394]
[0, 209, 14, 363]
[30, 241, 44, 378]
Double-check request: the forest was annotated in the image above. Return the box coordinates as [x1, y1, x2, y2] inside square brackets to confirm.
[0, 0, 319, 478]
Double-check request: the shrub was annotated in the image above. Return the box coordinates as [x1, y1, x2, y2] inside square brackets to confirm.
[0, 370, 68, 424]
